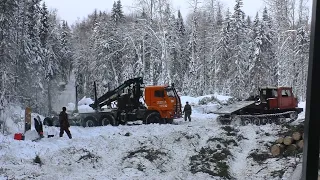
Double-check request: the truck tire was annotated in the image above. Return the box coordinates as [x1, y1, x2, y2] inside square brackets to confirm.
[52, 117, 60, 127]
[100, 115, 116, 126]
[144, 112, 161, 124]
[43, 117, 53, 126]
[166, 119, 173, 124]
[289, 111, 298, 120]
[82, 117, 97, 127]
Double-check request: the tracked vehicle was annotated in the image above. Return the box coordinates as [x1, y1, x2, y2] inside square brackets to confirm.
[214, 86, 303, 125]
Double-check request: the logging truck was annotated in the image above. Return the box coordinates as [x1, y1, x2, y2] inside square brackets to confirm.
[45, 77, 182, 127]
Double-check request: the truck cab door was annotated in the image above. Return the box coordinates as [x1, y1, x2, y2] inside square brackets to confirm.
[153, 90, 168, 108]
[279, 89, 293, 109]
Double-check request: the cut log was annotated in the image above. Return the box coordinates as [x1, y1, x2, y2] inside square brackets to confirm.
[286, 144, 297, 152]
[292, 132, 301, 141]
[271, 144, 285, 156]
[276, 137, 284, 144]
[283, 136, 293, 145]
[297, 140, 304, 149]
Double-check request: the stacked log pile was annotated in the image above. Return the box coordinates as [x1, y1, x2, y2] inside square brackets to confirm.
[271, 132, 304, 156]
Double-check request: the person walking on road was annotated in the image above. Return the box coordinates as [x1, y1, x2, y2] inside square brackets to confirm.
[59, 107, 72, 139]
[183, 101, 192, 122]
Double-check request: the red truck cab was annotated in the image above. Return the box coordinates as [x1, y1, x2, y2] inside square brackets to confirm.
[259, 86, 299, 110]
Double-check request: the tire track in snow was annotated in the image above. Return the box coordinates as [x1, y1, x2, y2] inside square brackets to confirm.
[229, 125, 257, 179]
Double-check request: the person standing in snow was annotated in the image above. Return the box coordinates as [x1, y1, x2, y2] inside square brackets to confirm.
[34, 116, 44, 138]
[183, 101, 192, 122]
[59, 107, 72, 139]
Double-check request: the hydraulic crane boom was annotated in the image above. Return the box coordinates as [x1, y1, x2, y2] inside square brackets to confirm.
[89, 77, 144, 110]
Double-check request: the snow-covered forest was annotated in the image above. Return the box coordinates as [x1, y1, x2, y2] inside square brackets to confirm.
[0, 0, 311, 115]
[0, 0, 72, 115]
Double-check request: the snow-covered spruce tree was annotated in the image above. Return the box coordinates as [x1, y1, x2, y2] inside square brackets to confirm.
[108, 18, 124, 88]
[211, 2, 224, 94]
[229, 0, 250, 99]
[183, 0, 201, 96]
[246, 16, 252, 27]
[60, 21, 73, 82]
[0, 0, 18, 104]
[293, 26, 309, 100]
[172, 9, 188, 92]
[292, 0, 310, 100]
[111, 0, 125, 25]
[261, 7, 277, 87]
[264, 0, 294, 87]
[199, 0, 218, 95]
[123, 19, 148, 82]
[89, 20, 117, 96]
[25, 0, 50, 113]
[158, 2, 175, 85]
[216, 8, 232, 95]
[36, 1, 51, 114]
[197, 11, 211, 95]
[248, 12, 273, 94]
[41, 6, 63, 114]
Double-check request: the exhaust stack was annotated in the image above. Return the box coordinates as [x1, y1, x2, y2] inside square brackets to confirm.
[75, 85, 78, 112]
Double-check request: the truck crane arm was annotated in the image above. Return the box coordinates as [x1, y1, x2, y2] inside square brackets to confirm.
[89, 77, 144, 110]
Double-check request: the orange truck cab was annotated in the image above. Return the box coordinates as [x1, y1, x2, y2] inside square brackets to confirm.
[144, 85, 182, 120]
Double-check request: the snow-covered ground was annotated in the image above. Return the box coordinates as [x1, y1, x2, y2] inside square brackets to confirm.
[0, 95, 306, 180]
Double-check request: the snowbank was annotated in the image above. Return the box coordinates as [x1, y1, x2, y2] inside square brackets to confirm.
[180, 94, 232, 114]
[65, 96, 95, 113]
[78, 96, 94, 106]
[290, 101, 306, 125]
[0, 105, 45, 135]
[180, 93, 232, 106]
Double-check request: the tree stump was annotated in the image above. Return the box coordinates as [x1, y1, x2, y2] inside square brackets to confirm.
[283, 136, 293, 145]
[292, 132, 301, 141]
[271, 144, 285, 156]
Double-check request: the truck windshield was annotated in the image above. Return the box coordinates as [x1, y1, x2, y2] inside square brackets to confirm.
[166, 88, 175, 97]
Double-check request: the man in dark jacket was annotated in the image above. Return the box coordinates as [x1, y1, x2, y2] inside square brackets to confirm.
[183, 101, 192, 121]
[34, 116, 44, 138]
[59, 107, 72, 139]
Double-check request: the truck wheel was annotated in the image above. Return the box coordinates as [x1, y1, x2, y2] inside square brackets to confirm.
[252, 118, 260, 126]
[100, 115, 115, 126]
[261, 118, 268, 125]
[166, 119, 173, 124]
[289, 111, 298, 120]
[53, 116, 60, 127]
[43, 117, 53, 126]
[144, 112, 161, 124]
[82, 117, 97, 127]
[241, 118, 251, 126]
[277, 115, 286, 125]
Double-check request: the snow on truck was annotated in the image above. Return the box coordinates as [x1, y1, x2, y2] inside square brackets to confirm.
[45, 77, 182, 127]
[214, 86, 303, 125]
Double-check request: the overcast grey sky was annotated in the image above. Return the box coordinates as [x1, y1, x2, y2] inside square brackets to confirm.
[42, 0, 300, 24]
